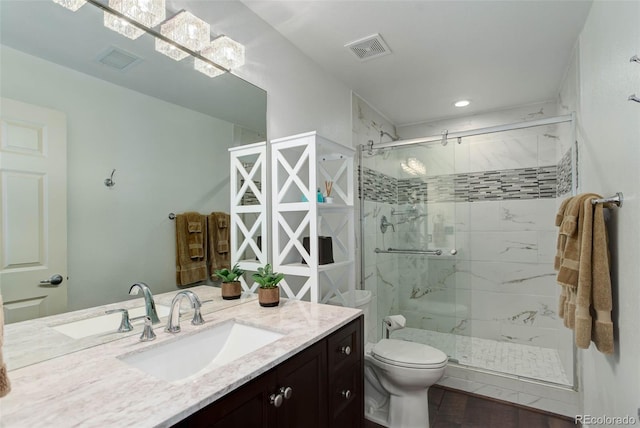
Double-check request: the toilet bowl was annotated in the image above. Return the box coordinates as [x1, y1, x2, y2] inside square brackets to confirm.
[364, 339, 447, 428]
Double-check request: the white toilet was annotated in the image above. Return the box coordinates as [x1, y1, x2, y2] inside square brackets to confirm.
[364, 338, 448, 428]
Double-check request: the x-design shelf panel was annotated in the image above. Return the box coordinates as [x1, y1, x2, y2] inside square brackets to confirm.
[271, 131, 355, 304]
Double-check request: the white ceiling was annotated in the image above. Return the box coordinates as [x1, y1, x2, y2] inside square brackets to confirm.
[241, 0, 593, 126]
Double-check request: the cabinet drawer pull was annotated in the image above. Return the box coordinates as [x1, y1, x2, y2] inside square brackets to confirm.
[270, 393, 284, 408]
[341, 389, 352, 400]
[280, 386, 293, 400]
[340, 345, 352, 355]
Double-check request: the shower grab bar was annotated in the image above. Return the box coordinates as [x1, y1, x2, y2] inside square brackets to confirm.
[375, 248, 458, 256]
[391, 208, 417, 215]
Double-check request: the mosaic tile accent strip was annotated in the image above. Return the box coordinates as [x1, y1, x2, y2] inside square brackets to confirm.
[360, 166, 397, 204]
[363, 165, 560, 204]
[556, 148, 573, 196]
[395, 166, 558, 204]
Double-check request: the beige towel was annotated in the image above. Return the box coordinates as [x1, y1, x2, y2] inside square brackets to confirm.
[0, 292, 11, 398]
[207, 212, 230, 280]
[175, 214, 208, 286]
[185, 212, 204, 259]
[555, 193, 614, 355]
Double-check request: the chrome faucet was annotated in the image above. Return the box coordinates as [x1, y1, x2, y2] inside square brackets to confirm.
[166, 290, 205, 333]
[129, 282, 160, 324]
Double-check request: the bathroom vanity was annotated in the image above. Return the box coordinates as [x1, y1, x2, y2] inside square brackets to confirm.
[0, 286, 363, 427]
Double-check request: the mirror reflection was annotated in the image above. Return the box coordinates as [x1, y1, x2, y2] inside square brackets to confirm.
[0, 0, 267, 323]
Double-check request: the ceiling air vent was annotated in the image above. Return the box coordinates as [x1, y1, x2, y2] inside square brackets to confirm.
[96, 46, 142, 72]
[345, 33, 391, 62]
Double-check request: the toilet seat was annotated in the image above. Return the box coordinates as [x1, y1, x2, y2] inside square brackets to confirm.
[372, 339, 448, 369]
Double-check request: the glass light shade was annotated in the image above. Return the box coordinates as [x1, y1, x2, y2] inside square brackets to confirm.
[201, 36, 245, 70]
[194, 59, 224, 78]
[155, 11, 210, 61]
[195, 36, 245, 78]
[52, 0, 86, 11]
[104, 0, 166, 40]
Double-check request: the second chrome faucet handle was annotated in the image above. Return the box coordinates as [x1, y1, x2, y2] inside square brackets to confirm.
[105, 308, 133, 333]
[139, 316, 156, 342]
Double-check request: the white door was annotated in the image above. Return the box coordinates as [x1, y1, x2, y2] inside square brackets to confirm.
[0, 98, 67, 323]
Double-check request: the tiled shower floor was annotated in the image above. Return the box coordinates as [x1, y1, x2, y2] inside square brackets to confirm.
[391, 327, 571, 386]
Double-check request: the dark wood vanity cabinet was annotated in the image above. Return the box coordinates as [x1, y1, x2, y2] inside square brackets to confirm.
[175, 315, 363, 428]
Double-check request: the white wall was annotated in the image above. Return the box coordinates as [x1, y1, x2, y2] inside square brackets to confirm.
[566, 1, 640, 424]
[1, 46, 233, 310]
[181, 0, 353, 145]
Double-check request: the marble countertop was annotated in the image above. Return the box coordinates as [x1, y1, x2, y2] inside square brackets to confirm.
[0, 287, 361, 427]
[3, 286, 256, 370]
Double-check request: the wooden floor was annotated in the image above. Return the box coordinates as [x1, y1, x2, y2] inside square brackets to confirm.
[364, 386, 577, 428]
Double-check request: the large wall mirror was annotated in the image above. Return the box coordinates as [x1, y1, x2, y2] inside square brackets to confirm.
[0, 0, 267, 323]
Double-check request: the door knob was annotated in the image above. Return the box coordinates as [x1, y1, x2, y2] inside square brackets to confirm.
[40, 274, 64, 286]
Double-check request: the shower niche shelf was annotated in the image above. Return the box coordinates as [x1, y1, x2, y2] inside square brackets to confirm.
[271, 131, 356, 305]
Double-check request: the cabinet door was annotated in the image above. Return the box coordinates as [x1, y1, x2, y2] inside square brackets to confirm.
[276, 340, 327, 428]
[174, 370, 277, 428]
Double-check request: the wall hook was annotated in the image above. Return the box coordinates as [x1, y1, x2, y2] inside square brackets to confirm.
[104, 169, 116, 188]
[628, 94, 640, 104]
[630, 55, 640, 64]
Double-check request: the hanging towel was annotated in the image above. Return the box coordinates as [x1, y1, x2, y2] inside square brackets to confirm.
[185, 212, 204, 259]
[175, 214, 208, 286]
[554, 193, 614, 355]
[0, 292, 11, 398]
[207, 212, 230, 279]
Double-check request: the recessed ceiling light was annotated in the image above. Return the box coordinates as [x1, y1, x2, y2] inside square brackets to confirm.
[454, 100, 471, 108]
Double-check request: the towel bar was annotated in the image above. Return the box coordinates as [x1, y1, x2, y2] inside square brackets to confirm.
[591, 192, 623, 207]
[168, 213, 176, 220]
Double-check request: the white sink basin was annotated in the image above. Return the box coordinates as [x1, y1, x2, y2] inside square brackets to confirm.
[119, 320, 284, 382]
[51, 305, 170, 339]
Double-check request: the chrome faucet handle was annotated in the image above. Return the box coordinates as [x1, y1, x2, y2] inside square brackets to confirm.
[105, 308, 133, 333]
[139, 316, 156, 342]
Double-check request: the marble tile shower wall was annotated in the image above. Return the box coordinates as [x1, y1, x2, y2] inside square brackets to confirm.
[362, 154, 574, 375]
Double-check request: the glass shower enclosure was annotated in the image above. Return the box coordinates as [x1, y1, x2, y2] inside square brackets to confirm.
[359, 117, 575, 387]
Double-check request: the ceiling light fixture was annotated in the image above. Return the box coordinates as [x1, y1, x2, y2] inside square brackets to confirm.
[454, 100, 471, 108]
[155, 11, 210, 61]
[195, 36, 245, 78]
[52, 0, 86, 11]
[104, 0, 166, 40]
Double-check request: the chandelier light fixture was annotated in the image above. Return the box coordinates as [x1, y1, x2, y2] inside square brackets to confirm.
[52, 0, 86, 11]
[195, 36, 245, 78]
[104, 0, 166, 40]
[155, 11, 210, 61]
[52, 0, 246, 77]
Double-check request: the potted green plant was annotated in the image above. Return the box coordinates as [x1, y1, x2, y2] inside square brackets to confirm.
[252, 264, 285, 307]
[214, 263, 245, 300]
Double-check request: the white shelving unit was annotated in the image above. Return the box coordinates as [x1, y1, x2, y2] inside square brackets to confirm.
[229, 142, 268, 293]
[271, 131, 355, 304]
